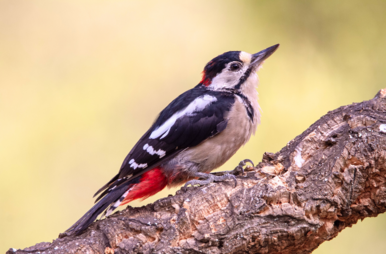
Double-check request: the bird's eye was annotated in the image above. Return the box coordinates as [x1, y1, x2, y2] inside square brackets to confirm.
[230, 62, 242, 71]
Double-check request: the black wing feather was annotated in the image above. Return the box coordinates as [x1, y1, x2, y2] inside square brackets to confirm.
[95, 87, 235, 200]
[67, 88, 236, 235]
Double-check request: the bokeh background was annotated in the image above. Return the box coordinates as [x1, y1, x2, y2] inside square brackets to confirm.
[1, 0, 385, 252]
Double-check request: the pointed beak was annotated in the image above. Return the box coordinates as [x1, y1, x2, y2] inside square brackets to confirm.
[251, 44, 280, 66]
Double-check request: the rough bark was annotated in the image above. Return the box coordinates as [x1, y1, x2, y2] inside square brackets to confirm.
[8, 89, 386, 254]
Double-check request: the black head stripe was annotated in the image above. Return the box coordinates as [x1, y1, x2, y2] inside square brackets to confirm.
[223, 88, 255, 122]
[236, 93, 254, 122]
[202, 51, 241, 85]
[234, 67, 253, 90]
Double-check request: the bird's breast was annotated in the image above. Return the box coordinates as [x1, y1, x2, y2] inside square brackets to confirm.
[163, 95, 259, 187]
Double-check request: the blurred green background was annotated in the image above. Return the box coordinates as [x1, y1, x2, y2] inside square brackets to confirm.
[1, 0, 385, 252]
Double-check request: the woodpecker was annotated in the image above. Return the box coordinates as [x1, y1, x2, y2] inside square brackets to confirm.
[65, 44, 279, 235]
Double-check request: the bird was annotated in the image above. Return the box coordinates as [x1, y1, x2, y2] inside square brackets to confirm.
[65, 44, 279, 235]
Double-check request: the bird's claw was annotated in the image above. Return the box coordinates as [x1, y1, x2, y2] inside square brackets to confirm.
[182, 159, 255, 191]
[229, 159, 255, 176]
[183, 172, 238, 191]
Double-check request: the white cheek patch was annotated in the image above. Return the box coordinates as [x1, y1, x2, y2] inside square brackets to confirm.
[143, 144, 166, 158]
[149, 95, 217, 140]
[239, 51, 251, 64]
[209, 63, 249, 90]
[128, 159, 148, 169]
[210, 70, 234, 89]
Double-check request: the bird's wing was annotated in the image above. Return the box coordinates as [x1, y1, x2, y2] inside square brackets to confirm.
[94, 87, 235, 200]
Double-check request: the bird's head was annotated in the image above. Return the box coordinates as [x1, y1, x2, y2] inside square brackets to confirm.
[200, 44, 279, 90]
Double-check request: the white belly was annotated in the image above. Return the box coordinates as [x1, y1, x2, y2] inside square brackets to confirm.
[183, 97, 258, 171]
[163, 96, 259, 187]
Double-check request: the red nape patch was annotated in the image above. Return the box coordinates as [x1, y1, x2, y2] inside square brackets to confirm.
[120, 168, 168, 206]
[200, 72, 211, 87]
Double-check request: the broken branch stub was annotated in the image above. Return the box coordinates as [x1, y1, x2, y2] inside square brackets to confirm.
[8, 88, 386, 254]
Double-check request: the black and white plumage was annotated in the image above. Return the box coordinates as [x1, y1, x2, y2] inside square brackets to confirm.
[118, 88, 235, 179]
[65, 44, 279, 235]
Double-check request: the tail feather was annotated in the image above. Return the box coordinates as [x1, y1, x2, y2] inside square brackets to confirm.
[65, 167, 168, 235]
[93, 174, 119, 198]
[65, 182, 131, 235]
[104, 187, 131, 217]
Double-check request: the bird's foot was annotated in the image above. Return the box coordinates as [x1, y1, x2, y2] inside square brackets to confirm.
[183, 172, 237, 191]
[182, 159, 255, 191]
[213, 159, 254, 178]
[227, 159, 254, 176]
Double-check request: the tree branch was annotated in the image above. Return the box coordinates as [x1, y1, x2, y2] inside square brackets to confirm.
[8, 89, 386, 254]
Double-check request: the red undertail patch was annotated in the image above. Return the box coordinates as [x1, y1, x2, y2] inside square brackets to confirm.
[120, 167, 168, 206]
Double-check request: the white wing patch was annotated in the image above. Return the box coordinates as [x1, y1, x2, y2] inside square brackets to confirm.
[149, 94, 217, 140]
[143, 144, 166, 158]
[129, 159, 148, 169]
